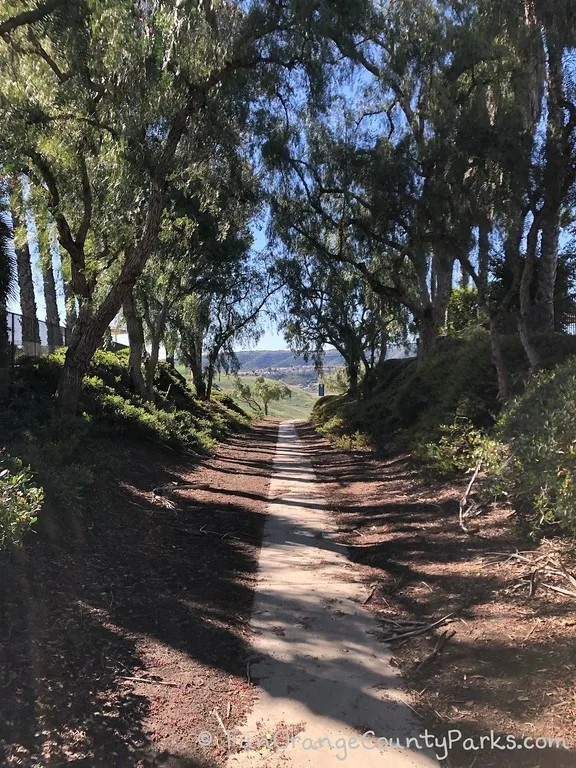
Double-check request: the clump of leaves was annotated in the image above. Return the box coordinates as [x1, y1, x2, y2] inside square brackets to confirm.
[0, 450, 43, 548]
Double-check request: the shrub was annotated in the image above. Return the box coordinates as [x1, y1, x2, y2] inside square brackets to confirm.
[447, 286, 481, 333]
[333, 431, 370, 451]
[0, 450, 43, 548]
[2, 350, 248, 522]
[492, 357, 576, 534]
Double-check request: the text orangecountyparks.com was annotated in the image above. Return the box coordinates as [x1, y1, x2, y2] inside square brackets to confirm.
[196, 726, 572, 761]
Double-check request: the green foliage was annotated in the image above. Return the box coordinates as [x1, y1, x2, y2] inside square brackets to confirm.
[447, 287, 481, 334]
[491, 358, 576, 533]
[0, 450, 43, 548]
[232, 375, 292, 416]
[1, 350, 248, 524]
[313, 407, 370, 450]
[413, 417, 507, 480]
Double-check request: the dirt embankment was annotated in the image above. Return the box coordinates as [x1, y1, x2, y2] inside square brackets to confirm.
[297, 423, 576, 768]
[0, 421, 279, 767]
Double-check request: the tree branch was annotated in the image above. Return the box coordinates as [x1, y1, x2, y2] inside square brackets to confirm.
[0, 0, 63, 35]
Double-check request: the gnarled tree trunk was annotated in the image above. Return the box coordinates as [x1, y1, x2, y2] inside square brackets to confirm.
[188, 330, 206, 400]
[55, 94, 196, 416]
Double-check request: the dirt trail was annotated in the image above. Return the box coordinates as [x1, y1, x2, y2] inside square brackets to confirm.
[0, 421, 279, 767]
[296, 423, 576, 768]
[225, 422, 437, 768]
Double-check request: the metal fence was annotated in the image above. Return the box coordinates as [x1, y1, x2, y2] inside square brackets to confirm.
[2, 311, 68, 366]
[554, 296, 576, 335]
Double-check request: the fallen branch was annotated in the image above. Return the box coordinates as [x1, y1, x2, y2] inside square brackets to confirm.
[381, 612, 456, 642]
[363, 583, 378, 605]
[414, 629, 456, 672]
[459, 459, 482, 533]
[153, 482, 211, 496]
[118, 675, 179, 687]
[212, 708, 228, 736]
[540, 583, 576, 599]
[486, 549, 576, 602]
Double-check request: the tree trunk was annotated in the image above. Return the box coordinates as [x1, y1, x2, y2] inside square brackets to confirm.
[55, 94, 196, 416]
[533, 38, 564, 333]
[10, 186, 40, 350]
[347, 360, 359, 395]
[188, 330, 206, 400]
[518, 212, 542, 371]
[431, 248, 454, 333]
[123, 291, 149, 400]
[56, 306, 103, 414]
[144, 299, 169, 398]
[0, 219, 13, 366]
[63, 272, 77, 344]
[205, 354, 216, 400]
[417, 308, 438, 358]
[36, 208, 63, 349]
[41, 256, 63, 350]
[488, 313, 510, 400]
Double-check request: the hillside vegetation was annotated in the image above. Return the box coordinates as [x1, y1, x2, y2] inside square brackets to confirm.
[0, 350, 249, 546]
[313, 330, 576, 534]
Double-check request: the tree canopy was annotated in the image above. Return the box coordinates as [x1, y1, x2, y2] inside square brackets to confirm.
[1, 0, 575, 408]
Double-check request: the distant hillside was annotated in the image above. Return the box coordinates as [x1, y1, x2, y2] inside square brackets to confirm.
[234, 349, 344, 370]
[233, 344, 414, 372]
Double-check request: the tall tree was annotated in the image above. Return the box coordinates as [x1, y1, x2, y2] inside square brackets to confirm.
[35, 204, 63, 349]
[0, 202, 13, 365]
[0, 0, 320, 415]
[9, 177, 39, 349]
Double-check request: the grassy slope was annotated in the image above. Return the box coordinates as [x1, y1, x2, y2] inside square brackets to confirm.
[214, 374, 317, 420]
[1, 350, 250, 534]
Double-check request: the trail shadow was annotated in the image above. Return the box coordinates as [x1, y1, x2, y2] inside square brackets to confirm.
[291, 422, 576, 768]
[0, 422, 279, 767]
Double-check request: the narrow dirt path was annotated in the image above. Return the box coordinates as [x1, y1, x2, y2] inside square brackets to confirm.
[224, 422, 437, 767]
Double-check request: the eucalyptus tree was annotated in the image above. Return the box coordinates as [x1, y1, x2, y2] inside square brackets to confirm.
[8, 176, 40, 348]
[0, 201, 13, 365]
[278, 250, 400, 396]
[0, 0, 325, 415]
[528, 0, 576, 335]
[267, 0, 574, 384]
[131, 140, 261, 399]
[263, 3, 468, 356]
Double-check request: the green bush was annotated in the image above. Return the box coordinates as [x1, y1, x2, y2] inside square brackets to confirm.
[492, 357, 576, 533]
[0, 450, 43, 548]
[447, 286, 481, 333]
